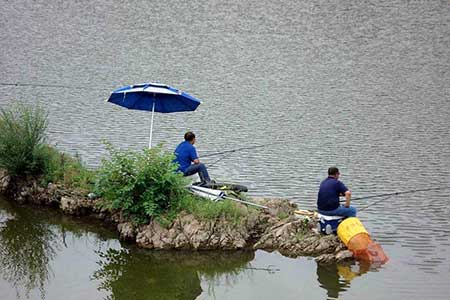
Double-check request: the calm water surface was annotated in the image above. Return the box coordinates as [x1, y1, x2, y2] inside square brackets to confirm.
[1, 0, 449, 299]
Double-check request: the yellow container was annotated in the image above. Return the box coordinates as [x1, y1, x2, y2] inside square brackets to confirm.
[337, 217, 369, 246]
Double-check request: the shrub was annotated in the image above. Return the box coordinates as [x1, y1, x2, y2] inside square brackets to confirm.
[94, 143, 190, 224]
[0, 103, 48, 177]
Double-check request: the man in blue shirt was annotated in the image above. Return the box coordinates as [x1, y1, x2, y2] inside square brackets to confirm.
[174, 131, 211, 184]
[317, 167, 356, 217]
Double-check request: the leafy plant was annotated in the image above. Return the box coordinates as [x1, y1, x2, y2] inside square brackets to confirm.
[94, 143, 190, 224]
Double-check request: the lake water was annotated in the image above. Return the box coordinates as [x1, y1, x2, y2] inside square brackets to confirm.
[1, 0, 449, 299]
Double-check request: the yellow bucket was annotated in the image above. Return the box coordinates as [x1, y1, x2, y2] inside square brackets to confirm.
[337, 217, 369, 246]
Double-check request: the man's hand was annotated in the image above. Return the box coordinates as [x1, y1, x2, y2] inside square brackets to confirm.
[193, 159, 200, 164]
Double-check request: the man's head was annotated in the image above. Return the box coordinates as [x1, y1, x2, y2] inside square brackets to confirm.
[184, 131, 196, 144]
[328, 167, 340, 178]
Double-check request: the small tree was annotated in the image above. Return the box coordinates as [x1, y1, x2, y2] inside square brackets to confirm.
[0, 103, 48, 177]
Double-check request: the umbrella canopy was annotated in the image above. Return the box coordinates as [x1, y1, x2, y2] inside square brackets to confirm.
[107, 82, 201, 148]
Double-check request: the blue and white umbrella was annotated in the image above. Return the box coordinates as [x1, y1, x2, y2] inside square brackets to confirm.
[107, 82, 201, 148]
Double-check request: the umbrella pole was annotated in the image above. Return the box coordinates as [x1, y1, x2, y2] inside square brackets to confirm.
[149, 101, 155, 149]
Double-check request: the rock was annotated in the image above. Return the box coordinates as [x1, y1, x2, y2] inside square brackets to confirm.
[0, 169, 11, 193]
[60, 196, 94, 215]
[315, 254, 336, 264]
[335, 250, 354, 262]
[117, 222, 136, 241]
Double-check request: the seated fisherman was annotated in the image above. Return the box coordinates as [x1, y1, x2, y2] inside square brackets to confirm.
[173, 131, 211, 184]
[317, 167, 356, 217]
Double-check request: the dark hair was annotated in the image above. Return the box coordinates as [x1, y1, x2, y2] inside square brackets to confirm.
[184, 131, 195, 142]
[328, 167, 340, 176]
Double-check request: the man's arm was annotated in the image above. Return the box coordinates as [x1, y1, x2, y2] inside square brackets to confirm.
[344, 190, 352, 207]
[191, 147, 200, 164]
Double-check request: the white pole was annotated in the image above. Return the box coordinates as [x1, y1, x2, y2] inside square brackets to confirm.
[149, 101, 155, 149]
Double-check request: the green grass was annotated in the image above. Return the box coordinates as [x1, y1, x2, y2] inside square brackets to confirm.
[39, 146, 96, 191]
[177, 194, 249, 225]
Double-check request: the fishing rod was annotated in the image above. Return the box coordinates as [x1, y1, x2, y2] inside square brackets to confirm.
[358, 196, 392, 212]
[339, 186, 450, 212]
[345, 186, 450, 202]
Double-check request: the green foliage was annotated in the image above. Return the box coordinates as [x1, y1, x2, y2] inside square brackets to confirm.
[277, 211, 289, 220]
[295, 217, 311, 241]
[94, 143, 190, 224]
[39, 146, 96, 190]
[0, 103, 48, 176]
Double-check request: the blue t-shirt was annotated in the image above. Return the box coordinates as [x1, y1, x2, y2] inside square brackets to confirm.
[173, 141, 198, 173]
[317, 176, 348, 211]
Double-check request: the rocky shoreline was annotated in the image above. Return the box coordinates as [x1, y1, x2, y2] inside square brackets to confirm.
[0, 169, 352, 264]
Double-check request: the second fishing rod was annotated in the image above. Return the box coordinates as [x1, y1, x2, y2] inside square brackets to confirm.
[340, 186, 450, 211]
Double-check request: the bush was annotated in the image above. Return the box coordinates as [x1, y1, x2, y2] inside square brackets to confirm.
[0, 103, 48, 177]
[94, 143, 190, 224]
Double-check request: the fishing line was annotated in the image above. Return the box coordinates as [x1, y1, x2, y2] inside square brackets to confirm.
[0, 82, 114, 90]
[207, 152, 233, 168]
[201, 144, 267, 158]
[202, 144, 270, 169]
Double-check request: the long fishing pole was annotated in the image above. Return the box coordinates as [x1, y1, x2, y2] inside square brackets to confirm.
[346, 186, 450, 202]
[340, 186, 450, 212]
[358, 196, 392, 212]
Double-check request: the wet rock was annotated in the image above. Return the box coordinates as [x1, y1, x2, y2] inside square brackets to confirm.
[117, 222, 136, 241]
[315, 254, 336, 264]
[60, 196, 94, 215]
[0, 169, 10, 193]
[335, 250, 354, 262]
[315, 249, 353, 264]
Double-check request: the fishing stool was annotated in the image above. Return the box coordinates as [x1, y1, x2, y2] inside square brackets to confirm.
[317, 214, 344, 235]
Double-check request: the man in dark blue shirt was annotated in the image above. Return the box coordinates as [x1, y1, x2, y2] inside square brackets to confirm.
[317, 167, 356, 217]
[173, 131, 211, 184]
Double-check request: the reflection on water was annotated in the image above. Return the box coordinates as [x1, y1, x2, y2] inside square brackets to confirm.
[316, 261, 371, 300]
[0, 197, 255, 300]
[0, 200, 59, 300]
[92, 248, 253, 300]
